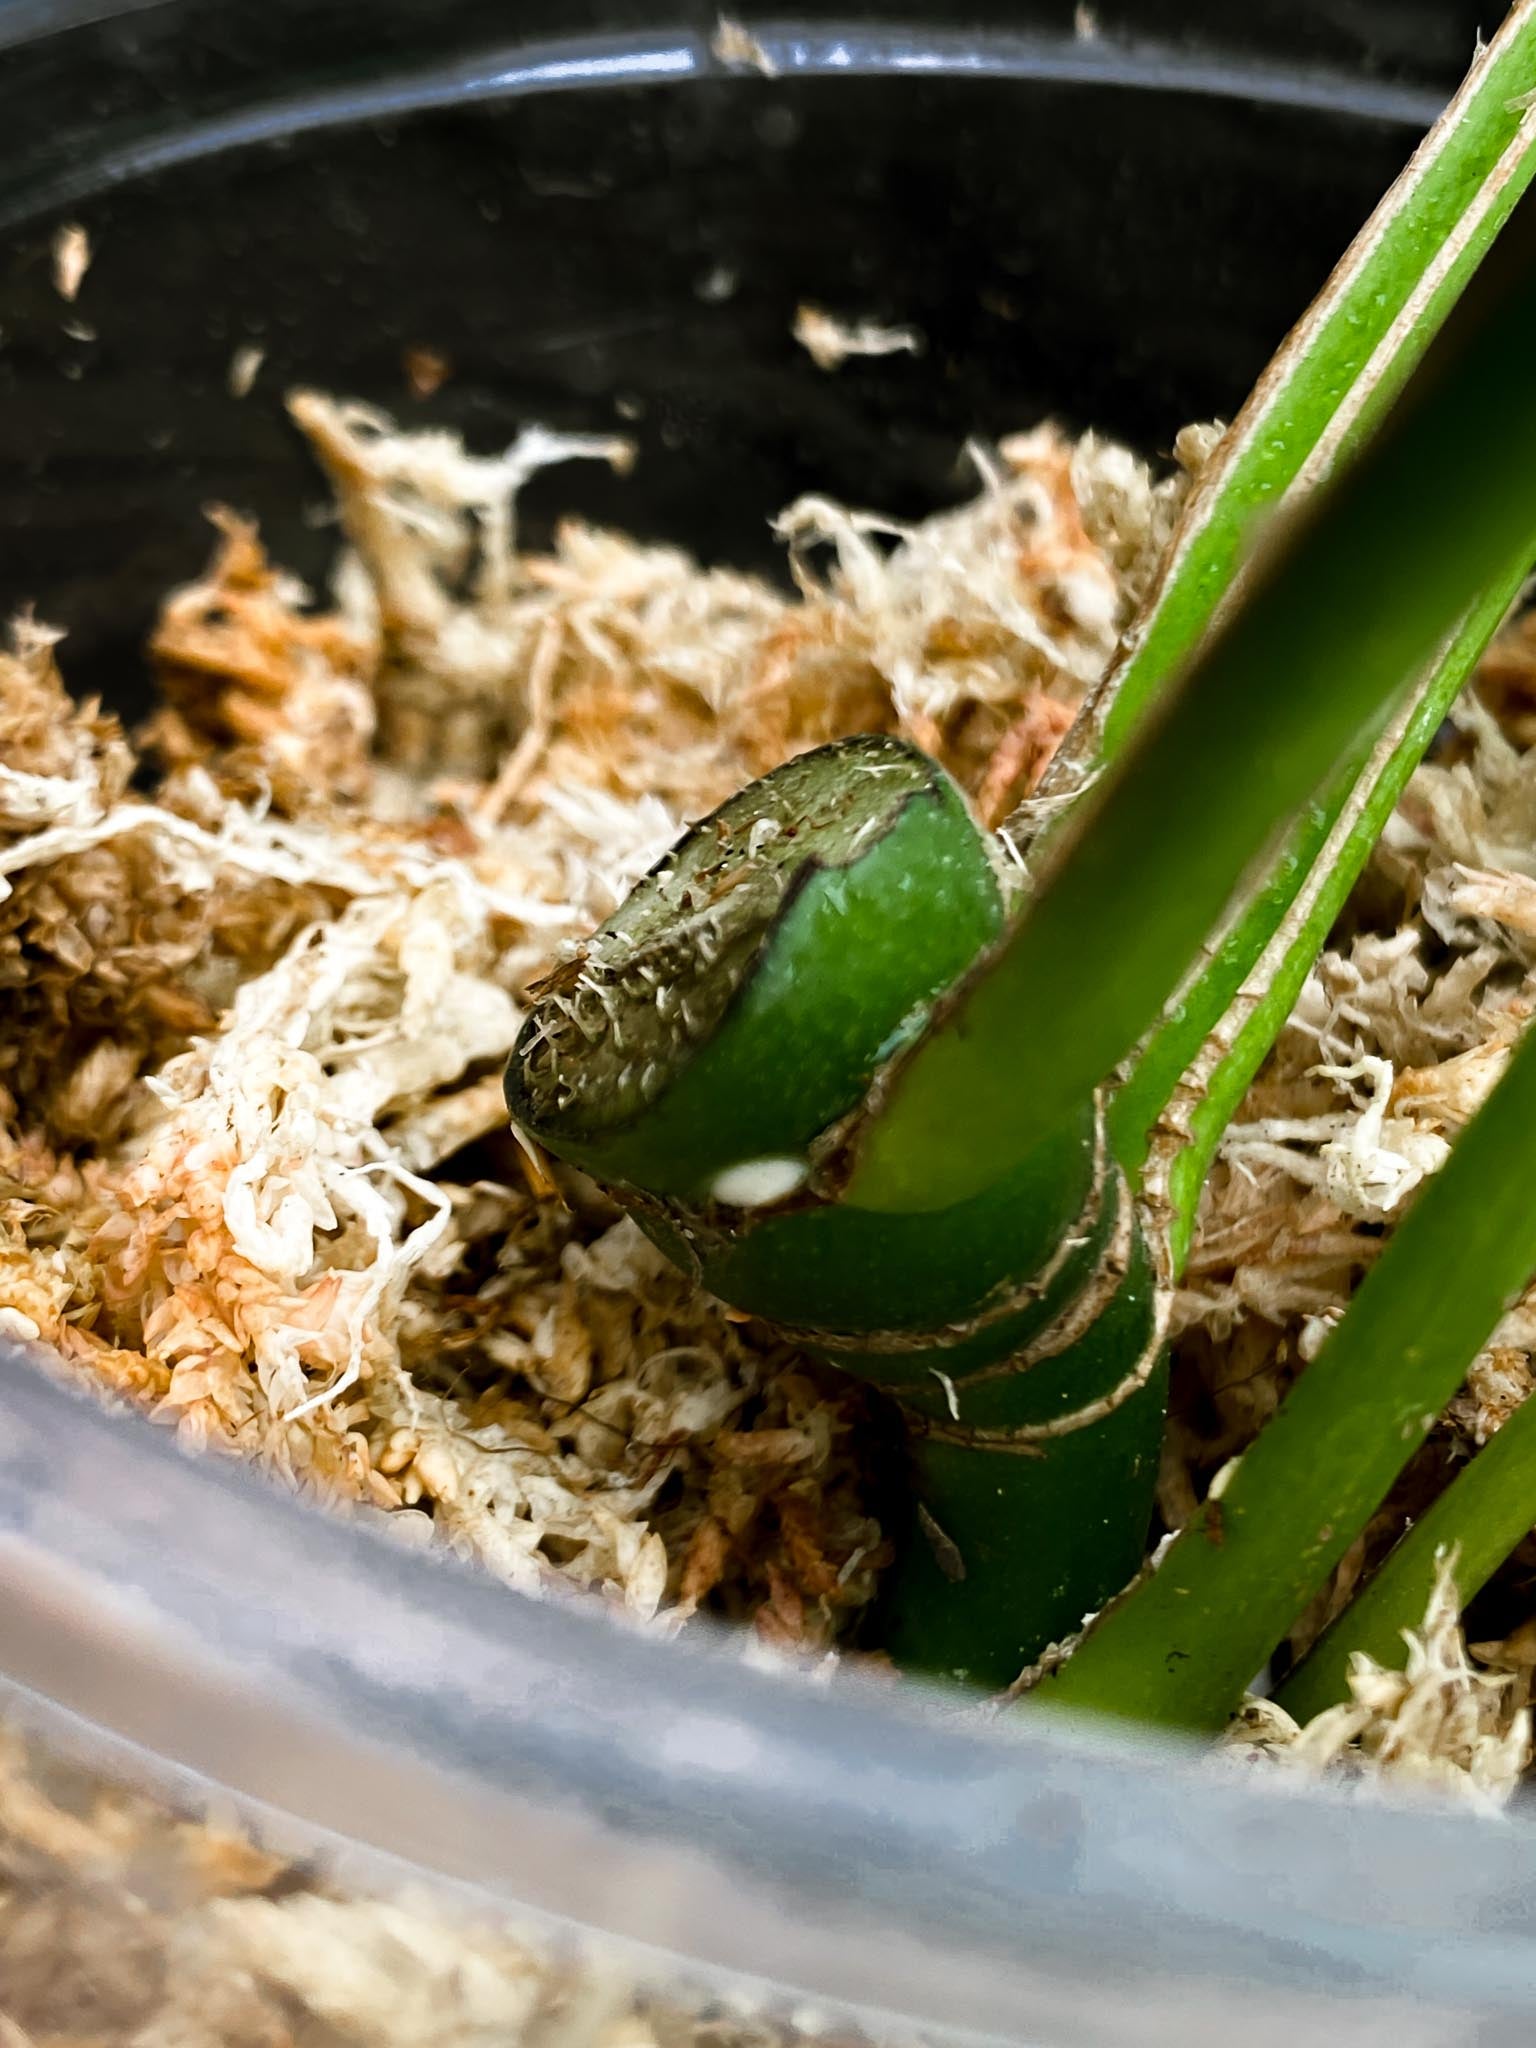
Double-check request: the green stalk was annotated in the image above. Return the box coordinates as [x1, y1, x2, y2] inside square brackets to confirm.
[850, 183, 1536, 1217]
[1036, 1013, 1536, 1732]
[511, 186, 1536, 1687]
[1277, 1390, 1536, 1724]
[1028, 0, 1536, 809]
[1065, 8, 1536, 1214]
[1121, 565, 1529, 1271]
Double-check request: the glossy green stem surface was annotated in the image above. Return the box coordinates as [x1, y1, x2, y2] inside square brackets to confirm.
[1040, 0, 1536, 789]
[853, 182, 1536, 1217]
[1119, 563, 1530, 1268]
[1037, 1011, 1536, 1731]
[1062, 6, 1536, 1217]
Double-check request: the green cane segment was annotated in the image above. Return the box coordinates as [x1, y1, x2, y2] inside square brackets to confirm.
[506, 735, 1163, 1687]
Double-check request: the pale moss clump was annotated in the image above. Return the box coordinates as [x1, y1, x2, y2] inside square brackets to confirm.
[0, 1717, 866, 2048]
[1222, 1551, 1531, 1813]
[3, 393, 1185, 1652]
[9, 381, 1536, 1753]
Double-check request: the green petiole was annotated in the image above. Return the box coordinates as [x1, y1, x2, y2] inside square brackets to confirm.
[1037, 1009, 1536, 1730]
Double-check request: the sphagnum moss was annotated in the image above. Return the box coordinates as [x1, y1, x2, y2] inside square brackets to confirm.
[8, 4, 1536, 1797]
[508, 6, 1536, 1712]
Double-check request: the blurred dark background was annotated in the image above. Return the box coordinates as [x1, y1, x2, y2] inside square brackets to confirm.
[0, 0, 1500, 710]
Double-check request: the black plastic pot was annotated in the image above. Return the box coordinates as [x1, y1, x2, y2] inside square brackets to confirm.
[0, 0, 1487, 719]
[11, 8, 1536, 2046]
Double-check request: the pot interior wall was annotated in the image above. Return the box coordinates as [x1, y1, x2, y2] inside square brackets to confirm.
[0, 9, 1480, 717]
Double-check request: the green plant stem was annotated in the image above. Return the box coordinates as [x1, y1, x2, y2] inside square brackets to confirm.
[1067, 8, 1536, 1208]
[1277, 1388, 1536, 1723]
[1035, 1014, 1536, 1732]
[507, 737, 1166, 1686]
[1118, 566, 1529, 1268]
[1030, 0, 1536, 800]
[509, 27, 1536, 1697]
[851, 183, 1536, 1216]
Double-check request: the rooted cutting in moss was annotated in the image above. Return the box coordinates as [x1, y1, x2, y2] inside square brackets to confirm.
[510, 736, 1164, 1686]
[509, 13, 1536, 1700]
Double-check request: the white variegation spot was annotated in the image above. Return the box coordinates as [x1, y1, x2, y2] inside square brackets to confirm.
[710, 1156, 809, 1208]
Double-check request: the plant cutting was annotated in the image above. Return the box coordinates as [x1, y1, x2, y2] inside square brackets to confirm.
[507, 1, 1536, 1711]
[11, 0, 1536, 1804]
